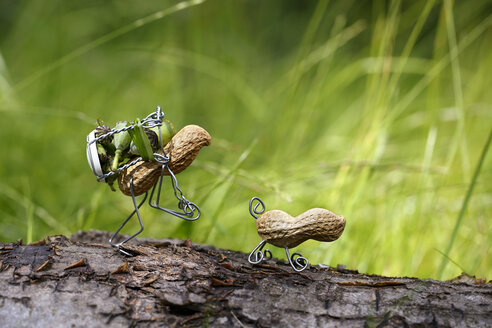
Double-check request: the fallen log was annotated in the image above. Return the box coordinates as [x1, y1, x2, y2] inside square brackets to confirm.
[0, 230, 490, 327]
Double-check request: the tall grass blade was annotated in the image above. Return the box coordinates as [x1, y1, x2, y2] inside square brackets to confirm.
[438, 128, 492, 279]
[13, 0, 207, 92]
[443, 0, 469, 179]
[0, 182, 70, 234]
[383, 15, 492, 127]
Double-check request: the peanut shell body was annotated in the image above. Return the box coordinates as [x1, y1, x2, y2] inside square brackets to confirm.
[256, 209, 346, 248]
[118, 124, 211, 196]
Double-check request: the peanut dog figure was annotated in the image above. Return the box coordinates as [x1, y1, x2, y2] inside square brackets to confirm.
[248, 197, 346, 272]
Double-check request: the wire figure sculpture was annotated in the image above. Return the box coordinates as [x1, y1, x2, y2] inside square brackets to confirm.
[86, 106, 201, 256]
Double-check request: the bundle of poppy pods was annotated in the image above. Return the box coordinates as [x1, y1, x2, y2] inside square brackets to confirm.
[86, 111, 211, 195]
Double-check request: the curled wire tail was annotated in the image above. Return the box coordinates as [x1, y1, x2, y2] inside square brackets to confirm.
[249, 197, 265, 220]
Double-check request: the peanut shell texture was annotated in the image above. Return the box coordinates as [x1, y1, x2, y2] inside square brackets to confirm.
[118, 124, 211, 196]
[256, 208, 346, 248]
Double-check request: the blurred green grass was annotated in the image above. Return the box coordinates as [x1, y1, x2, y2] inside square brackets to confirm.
[0, 0, 491, 280]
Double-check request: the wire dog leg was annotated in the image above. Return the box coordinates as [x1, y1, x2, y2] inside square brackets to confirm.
[248, 240, 272, 264]
[285, 247, 309, 272]
[148, 164, 200, 221]
[109, 177, 148, 256]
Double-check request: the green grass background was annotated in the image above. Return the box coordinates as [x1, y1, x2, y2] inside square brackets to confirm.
[0, 0, 491, 280]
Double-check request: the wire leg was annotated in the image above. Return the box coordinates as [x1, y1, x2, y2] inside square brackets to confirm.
[109, 177, 148, 256]
[285, 247, 309, 272]
[248, 240, 272, 264]
[148, 164, 200, 221]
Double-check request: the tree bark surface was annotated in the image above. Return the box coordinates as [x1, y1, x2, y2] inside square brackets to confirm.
[0, 230, 491, 327]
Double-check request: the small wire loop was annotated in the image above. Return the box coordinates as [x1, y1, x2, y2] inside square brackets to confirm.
[285, 248, 309, 272]
[248, 240, 271, 264]
[249, 197, 265, 220]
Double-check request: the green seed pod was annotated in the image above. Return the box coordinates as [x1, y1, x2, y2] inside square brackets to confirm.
[150, 119, 176, 148]
[111, 121, 132, 171]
